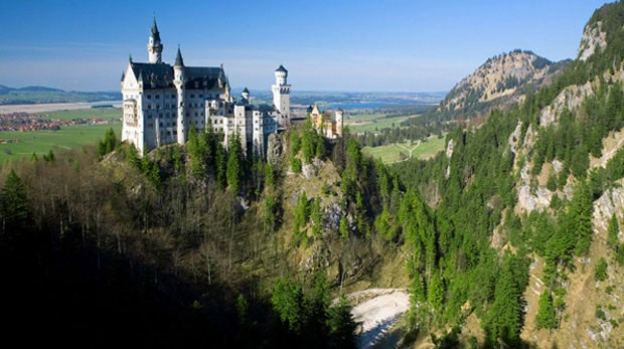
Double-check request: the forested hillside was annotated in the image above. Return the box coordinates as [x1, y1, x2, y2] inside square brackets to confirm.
[2, 2, 624, 348]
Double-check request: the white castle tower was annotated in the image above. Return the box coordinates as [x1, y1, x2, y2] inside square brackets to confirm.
[272, 65, 291, 128]
[173, 47, 186, 145]
[147, 18, 163, 64]
[335, 109, 344, 137]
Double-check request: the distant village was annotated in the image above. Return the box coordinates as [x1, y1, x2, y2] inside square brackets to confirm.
[0, 112, 112, 143]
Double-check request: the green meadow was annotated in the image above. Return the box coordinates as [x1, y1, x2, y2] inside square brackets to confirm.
[0, 108, 121, 163]
[45, 108, 121, 121]
[362, 135, 446, 164]
[348, 116, 411, 133]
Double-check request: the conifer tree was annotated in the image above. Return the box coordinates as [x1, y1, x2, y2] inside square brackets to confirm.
[226, 133, 243, 194]
[536, 291, 558, 329]
[327, 294, 357, 349]
[1, 170, 29, 229]
[608, 213, 620, 250]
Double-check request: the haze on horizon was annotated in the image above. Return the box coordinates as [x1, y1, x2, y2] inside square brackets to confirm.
[0, 0, 607, 93]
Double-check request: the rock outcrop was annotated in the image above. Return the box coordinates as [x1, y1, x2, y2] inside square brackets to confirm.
[578, 21, 607, 62]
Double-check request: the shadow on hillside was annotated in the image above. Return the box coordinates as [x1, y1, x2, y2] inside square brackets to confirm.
[0, 225, 238, 348]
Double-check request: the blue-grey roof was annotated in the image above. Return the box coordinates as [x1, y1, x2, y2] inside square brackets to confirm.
[175, 47, 184, 67]
[130, 62, 174, 89]
[151, 19, 161, 42]
[127, 58, 227, 90]
[275, 65, 287, 73]
[184, 66, 224, 89]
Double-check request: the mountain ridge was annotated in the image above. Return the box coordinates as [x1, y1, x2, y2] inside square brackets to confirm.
[423, 50, 569, 124]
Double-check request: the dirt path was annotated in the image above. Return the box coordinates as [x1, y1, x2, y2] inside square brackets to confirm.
[346, 288, 410, 349]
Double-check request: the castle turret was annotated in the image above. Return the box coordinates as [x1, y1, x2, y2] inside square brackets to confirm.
[242, 87, 250, 103]
[272, 65, 291, 128]
[147, 18, 163, 64]
[173, 46, 186, 145]
[335, 109, 344, 137]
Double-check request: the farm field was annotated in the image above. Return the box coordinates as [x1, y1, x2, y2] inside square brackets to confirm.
[0, 118, 121, 163]
[362, 135, 446, 164]
[347, 116, 411, 133]
[46, 108, 121, 121]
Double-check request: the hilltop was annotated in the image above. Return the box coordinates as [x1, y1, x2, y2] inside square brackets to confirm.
[430, 50, 569, 123]
[0, 84, 120, 105]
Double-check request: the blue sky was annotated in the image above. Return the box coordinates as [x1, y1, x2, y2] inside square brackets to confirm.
[0, 0, 608, 92]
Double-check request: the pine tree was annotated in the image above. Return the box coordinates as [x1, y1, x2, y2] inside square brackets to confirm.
[483, 256, 524, 346]
[293, 192, 309, 245]
[265, 161, 275, 192]
[327, 294, 357, 349]
[271, 276, 303, 333]
[608, 213, 620, 250]
[216, 141, 227, 190]
[339, 216, 349, 239]
[310, 196, 323, 237]
[226, 133, 243, 194]
[570, 181, 593, 255]
[1, 170, 29, 229]
[427, 271, 445, 313]
[536, 291, 558, 329]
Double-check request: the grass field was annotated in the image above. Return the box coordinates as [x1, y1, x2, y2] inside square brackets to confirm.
[348, 116, 411, 133]
[362, 135, 446, 164]
[46, 108, 121, 121]
[0, 121, 121, 164]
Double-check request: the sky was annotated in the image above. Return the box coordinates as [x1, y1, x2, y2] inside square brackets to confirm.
[0, 0, 609, 92]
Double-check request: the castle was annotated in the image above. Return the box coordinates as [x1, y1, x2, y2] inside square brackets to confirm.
[120, 19, 291, 156]
[307, 105, 344, 139]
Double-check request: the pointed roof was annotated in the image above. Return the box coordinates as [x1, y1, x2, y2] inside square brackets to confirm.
[175, 46, 184, 67]
[242, 87, 249, 94]
[275, 65, 287, 73]
[151, 17, 161, 42]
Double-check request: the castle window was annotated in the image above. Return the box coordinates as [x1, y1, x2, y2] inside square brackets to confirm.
[191, 94, 195, 98]
[172, 94, 176, 99]
[199, 94, 203, 98]
[156, 95, 160, 99]
[147, 94, 152, 99]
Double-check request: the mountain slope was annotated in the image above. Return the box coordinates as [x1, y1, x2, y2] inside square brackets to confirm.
[433, 50, 568, 122]
[392, 2, 624, 348]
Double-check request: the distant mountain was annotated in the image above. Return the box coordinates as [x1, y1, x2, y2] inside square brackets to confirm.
[427, 50, 569, 122]
[0, 84, 120, 105]
[17, 86, 65, 93]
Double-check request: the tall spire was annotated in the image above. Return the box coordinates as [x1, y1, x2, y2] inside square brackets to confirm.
[175, 45, 184, 67]
[147, 18, 163, 64]
[151, 16, 161, 42]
